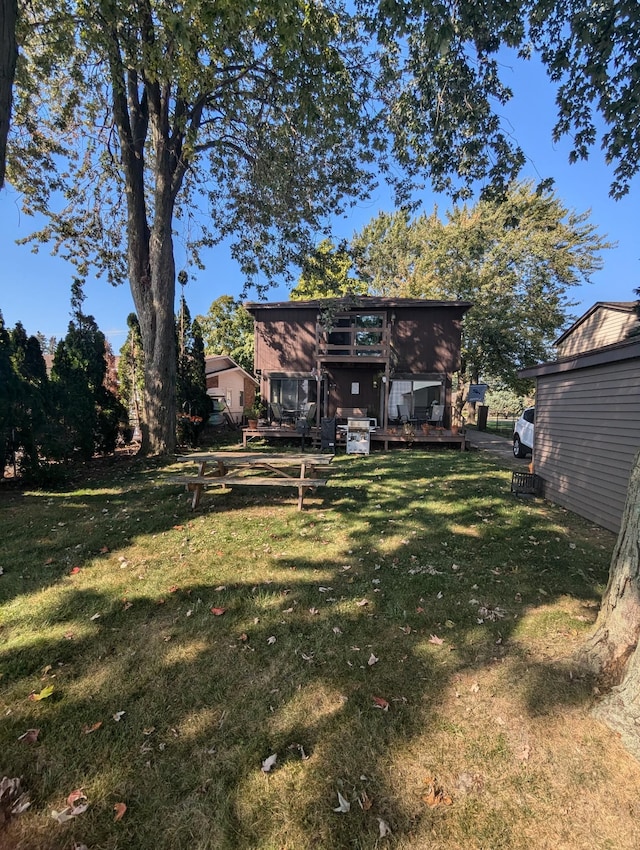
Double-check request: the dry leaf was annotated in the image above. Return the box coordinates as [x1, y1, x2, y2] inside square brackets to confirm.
[89, 613, 100, 621]
[421, 776, 452, 807]
[82, 721, 102, 735]
[372, 696, 389, 711]
[470, 682, 480, 693]
[168, 585, 180, 593]
[517, 744, 531, 761]
[210, 607, 226, 616]
[70, 566, 81, 575]
[29, 685, 54, 701]
[113, 802, 127, 821]
[428, 634, 444, 645]
[267, 636, 276, 645]
[356, 599, 369, 607]
[308, 607, 319, 615]
[99, 546, 110, 554]
[238, 633, 248, 642]
[261, 754, 277, 773]
[113, 711, 125, 721]
[358, 790, 373, 810]
[332, 626, 342, 634]
[378, 818, 392, 837]
[18, 728, 40, 744]
[368, 653, 379, 666]
[66, 790, 86, 808]
[333, 791, 350, 813]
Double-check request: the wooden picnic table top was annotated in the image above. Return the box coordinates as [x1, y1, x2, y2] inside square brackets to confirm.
[177, 452, 331, 467]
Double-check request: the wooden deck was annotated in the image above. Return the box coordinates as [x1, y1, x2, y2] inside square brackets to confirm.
[242, 425, 467, 452]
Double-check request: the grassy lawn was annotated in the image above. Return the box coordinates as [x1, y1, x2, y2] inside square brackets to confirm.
[2, 447, 640, 849]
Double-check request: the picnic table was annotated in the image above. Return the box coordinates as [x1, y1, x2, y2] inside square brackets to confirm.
[174, 452, 332, 510]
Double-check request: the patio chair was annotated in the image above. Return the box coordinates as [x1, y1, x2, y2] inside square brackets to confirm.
[429, 403, 444, 425]
[397, 403, 415, 424]
[305, 402, 317, 424]
[270, 402, 285, 426]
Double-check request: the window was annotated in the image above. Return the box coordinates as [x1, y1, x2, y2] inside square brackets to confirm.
[388, 378, 443, 420]
[269, 378, 317, 413]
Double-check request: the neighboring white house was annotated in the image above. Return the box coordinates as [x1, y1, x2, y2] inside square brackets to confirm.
[520, 302, 640, 533]
[205, 355, 257, 424]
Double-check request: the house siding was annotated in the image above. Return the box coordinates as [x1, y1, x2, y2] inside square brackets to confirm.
[556, 305, 638, 358]
[534, 357, 640, 532]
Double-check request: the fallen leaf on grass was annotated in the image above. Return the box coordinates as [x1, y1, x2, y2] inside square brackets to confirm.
[332, 626, 342, 635]
[368, 653, 379, 666]
[517, 744, 531, 761]
[18, 728, 40, 744]
[70, 567, 81, 575]
[82, 721, 102, 735]
[238, 633, 248, 642]
[99, 546, 110, 554]
[89, 613, 100, 621]
[168, 585, 180, 593]
[113, 711, 125, 722]
[356, 599, 369, 607]
[421, 776, 452, 807]
[358, 790, 373, 810]
[308, 607, 319, 615]
[67, 790, 86, 807]
[333, 791, 350, 813]
[28, 685, 54, 701]
[261, 754, 277, 773]
[372, 696, 389, 711]
[210, 607, 226, 616]
[470, 683, 480, 693]
[428, 634, 444, 645]
[113, 802, 127, 821]
[267, 636, 276, 645]
[378, 818, 392, 837]
[51, 791, 88, 824]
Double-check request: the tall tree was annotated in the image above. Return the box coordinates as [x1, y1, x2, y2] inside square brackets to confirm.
[352, 183, 611, 394]
[10, 0, 378, 455]
[117, 313, 145, 434]
[50, 282, 125, 459]
[0, 0, 17, 187]
[197, 296, 255, 375]
[290, 239, 368, 300]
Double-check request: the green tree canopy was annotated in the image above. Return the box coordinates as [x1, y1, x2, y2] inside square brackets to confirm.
[352, 182, 612, 391]
[290, 239, 368, 300]
[197, 296, 255, 375]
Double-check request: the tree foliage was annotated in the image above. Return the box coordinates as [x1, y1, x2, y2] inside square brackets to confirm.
[352, 182, 612, 391]
[49, 283, 126, 461]
[176, 294, 209, 443]
[117, 312, 145, 432]
[290, 239, 368, 301]
[197, 295, 254, 375]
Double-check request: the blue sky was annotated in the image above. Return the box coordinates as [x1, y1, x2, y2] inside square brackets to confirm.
[1, 52, 638, 352]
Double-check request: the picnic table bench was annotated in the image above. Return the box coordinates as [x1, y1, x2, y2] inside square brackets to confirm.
[174, 452, 332, 510]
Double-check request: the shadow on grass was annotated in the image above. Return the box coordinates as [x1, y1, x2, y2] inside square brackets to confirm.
[0, 449, 614, 850]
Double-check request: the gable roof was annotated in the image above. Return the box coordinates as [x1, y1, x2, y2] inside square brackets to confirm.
[554, 301, 637, 346]
[205, 354, 257, 384]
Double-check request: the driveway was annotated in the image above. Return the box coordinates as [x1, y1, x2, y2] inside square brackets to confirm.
[465, 427, 531, 472]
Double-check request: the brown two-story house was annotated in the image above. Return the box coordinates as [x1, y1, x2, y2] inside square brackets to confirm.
[244, 296, 471, 431]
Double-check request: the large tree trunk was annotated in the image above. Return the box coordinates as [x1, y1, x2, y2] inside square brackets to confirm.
[0, 0, 18, 188]
[577, 449, 640, 684]
[129, 213, 177, 456]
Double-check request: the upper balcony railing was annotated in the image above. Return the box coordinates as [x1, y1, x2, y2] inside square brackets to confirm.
[315, 322, 391, 362]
